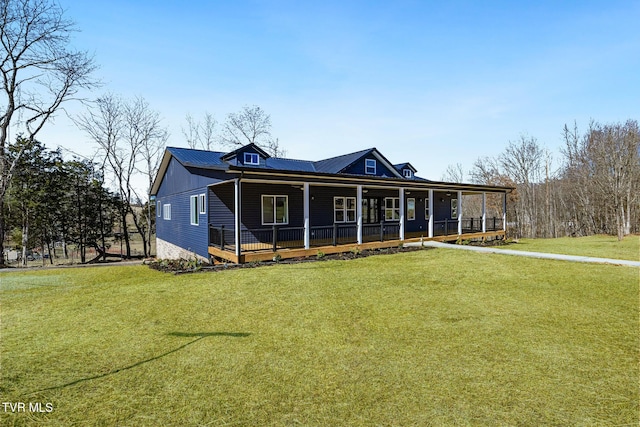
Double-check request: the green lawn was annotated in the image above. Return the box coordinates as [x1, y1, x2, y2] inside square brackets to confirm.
[502, 234, 640, 261]
[1, 249, 638, 426]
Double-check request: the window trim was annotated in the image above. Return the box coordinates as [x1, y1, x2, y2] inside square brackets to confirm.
[156, 201, 161, 217]
[384, 197, 400, 221]
[163, 204, 171, 220]
[244, 152, 259, 165]
[199, 193, 206, 214]
[425, 197, 430, 220]
[190, 195, 199, 225]
[403, 169, 413, 178]
[334, 196, 356, 223]
[261, 195, 289, 225]
[365, 158, 376, 175]
[407, 198, 415, 221]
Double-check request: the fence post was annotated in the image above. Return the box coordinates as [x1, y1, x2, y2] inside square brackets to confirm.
[272, 225, 277, 252]
[333, 223, 337, 246]
[380, 223, 384, 241]
[493, 217, 497, 231]
[220, 225, 225, 250]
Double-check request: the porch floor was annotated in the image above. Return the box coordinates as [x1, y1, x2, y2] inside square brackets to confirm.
[208, 230, 506, 264]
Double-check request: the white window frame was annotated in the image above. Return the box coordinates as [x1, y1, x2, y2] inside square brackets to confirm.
[403, 169, 413, 178]
[451, 198, 458, 218]
[163, 204, 171, 220]
[407, 198, 416, 221]
[199, 193, 206, 214]
[157, 201, 161, 217]
[425, 197, 430, 220]
[384, 197, 400, 221]
[244, 152, 259, 165]
[365, 158, 376, 175]
[334, 196, 356, 223]
[190, 195, 199, 225]
[261, 195, 289, 225]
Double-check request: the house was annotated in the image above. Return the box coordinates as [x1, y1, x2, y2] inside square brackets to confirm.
[150, 143, 512, 263]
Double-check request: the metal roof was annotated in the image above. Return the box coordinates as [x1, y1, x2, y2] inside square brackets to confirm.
[150, 144, 513, 195]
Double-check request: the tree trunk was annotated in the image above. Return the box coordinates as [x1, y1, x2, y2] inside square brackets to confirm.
[0, 197, 5, 266]
[21, 215, 28, 268]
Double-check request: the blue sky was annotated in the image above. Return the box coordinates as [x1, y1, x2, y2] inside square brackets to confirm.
[42, 0, 640, 182]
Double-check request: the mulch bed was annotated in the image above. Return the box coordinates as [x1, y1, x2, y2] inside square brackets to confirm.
[147, 245, 432, 274]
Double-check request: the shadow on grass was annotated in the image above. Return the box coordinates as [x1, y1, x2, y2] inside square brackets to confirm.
[29, 331, 251, 395]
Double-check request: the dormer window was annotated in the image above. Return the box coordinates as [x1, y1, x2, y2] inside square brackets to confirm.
[403, 169, 413, 178]
[365, 159, 376, 175]
[244, 152, 259, 165]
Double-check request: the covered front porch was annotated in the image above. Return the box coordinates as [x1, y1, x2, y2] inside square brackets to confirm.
[206, 177, 508, 264]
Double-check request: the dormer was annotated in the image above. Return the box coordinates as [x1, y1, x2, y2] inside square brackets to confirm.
[328, 148, 403, 178]
[394, 163, 417, 179]
[220, 143, 270, 166]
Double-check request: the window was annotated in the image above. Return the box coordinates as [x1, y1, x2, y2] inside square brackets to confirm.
[334, 197, 356, 223]
[365, 158, 376, 175]
[384, 197, 400, 221]
[403, 169, 413, 178]
[244, 152, 259, 165]
[451, 198, 458, 218]
[157, 201, 161, 217]
[262, 195, 288, 225]
[199, 193, 206, 214]
[163, 204, 171, 220]
[407, 198, 415, 220]
[425, 197, 430, 220]
[190, 195, 199, 225]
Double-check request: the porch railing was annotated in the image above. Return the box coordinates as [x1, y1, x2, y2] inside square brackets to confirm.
[209, 222, 403, 252]
[434, 217, 504, 236]
[209, 218, 503, 252]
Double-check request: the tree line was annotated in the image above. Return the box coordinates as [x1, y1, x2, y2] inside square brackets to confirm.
[455, 120, 640, 240]
[5, 138, 118, 265]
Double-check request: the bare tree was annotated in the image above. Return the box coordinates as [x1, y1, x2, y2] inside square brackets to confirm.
[219, 105, 286, 157]
[77, 94, 167, 258]
[182, 112, 216, 150]
[562, 120, 640, 240]
[133, 98, 168, 254]
[500, 135, 544, 238]
[441, 163, 466, 182]
[0, 0, 97, 264]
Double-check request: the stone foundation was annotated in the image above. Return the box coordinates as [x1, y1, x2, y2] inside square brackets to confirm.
[156, 238, 210, 264]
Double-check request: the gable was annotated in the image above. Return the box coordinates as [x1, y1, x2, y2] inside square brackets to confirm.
[220, 143, 270, 166]
[338, 149, 403, 178]
[341, 155, 399, 177]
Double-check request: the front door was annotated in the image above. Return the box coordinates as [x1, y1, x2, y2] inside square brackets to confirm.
[362, 198, 380, 224]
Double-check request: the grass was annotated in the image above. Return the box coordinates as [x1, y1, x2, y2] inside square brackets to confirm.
[1, 249, 638, 426]
[502, 234, 639, 261]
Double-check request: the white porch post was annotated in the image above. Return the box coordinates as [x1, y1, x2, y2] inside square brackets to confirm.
[303, 182, 310, 249]
[234, 178, 241, 258]
[482, 192, 487, 233]
[356, 185, 363, 244]
[428, 189, 434, 238]
[457, 190, 463, 235]
[399, 188, 405, 240]
[503, 192, 507, 231]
